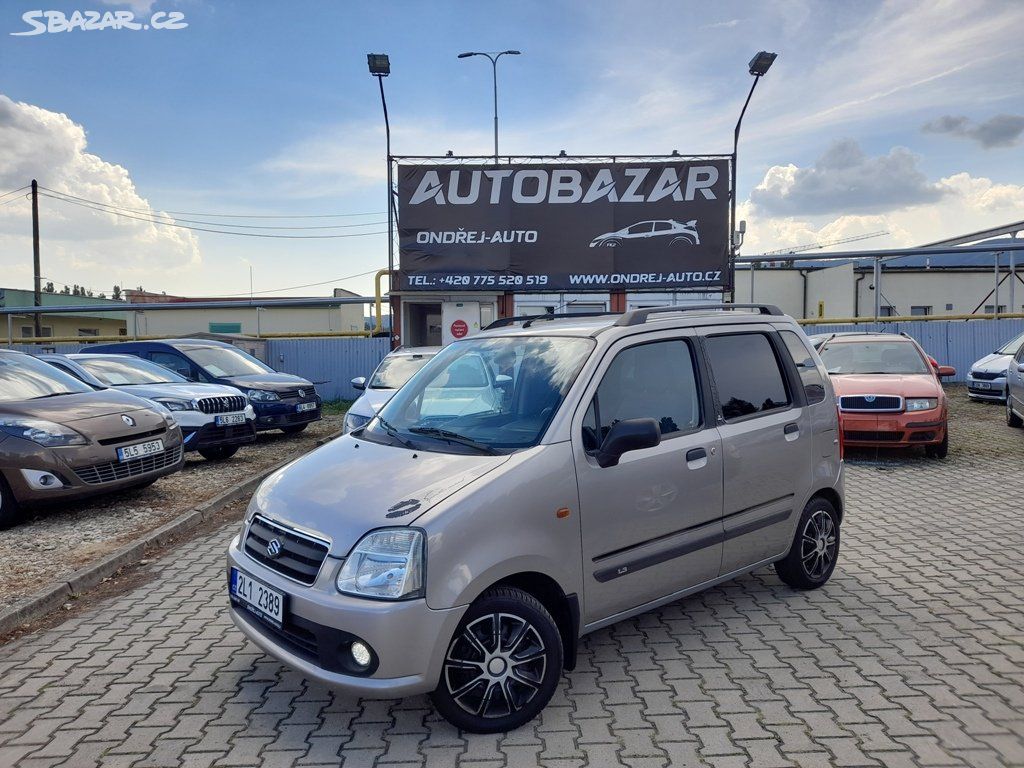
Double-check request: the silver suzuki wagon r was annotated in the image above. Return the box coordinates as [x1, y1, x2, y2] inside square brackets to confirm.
[227, 305, 843, 732]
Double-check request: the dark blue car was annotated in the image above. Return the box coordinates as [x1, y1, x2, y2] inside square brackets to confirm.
[89, 339, 321, 434]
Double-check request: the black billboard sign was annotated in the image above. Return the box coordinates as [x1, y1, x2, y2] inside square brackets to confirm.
[397, 160, 731, 292]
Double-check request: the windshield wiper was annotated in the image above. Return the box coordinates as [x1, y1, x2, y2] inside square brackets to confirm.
[29, 392, 74, 399]
[408, 427, 497, 455]
[376, 415, 417, 450]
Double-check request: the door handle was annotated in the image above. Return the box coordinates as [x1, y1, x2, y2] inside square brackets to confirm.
[784, 423, 800, 441]
[685, 447, 708, 469]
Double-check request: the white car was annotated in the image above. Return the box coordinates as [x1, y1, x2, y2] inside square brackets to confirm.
[967, 331, 1024, 402]
[589, 219, 699, 248]
[38, 353, 256, 460]
[344, 347, 442, 433]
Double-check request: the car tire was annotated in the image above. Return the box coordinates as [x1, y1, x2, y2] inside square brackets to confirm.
[925, 430, 949, 459]
[1007, 399, 1022, 428]
[0, 475, 22, 530]
[199, 445, 239, 461]
[774, 497, 840, 590]
[670, 235, 695, 246]
[601, 238, 621, 248]
[430, 587, 563, 734]
[280, 424, 308, 435]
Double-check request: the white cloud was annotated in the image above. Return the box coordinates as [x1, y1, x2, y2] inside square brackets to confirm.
[750, 139, 944, 216]
[922, 114, 1024, 149]
[99, 0, 157, 14]
[0, 95, 200, 293]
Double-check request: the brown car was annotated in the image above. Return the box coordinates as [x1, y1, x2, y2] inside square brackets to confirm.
[0, 350, 185, 528]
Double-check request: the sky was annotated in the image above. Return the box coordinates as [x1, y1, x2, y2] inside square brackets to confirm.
[0, 0, 1022, 299]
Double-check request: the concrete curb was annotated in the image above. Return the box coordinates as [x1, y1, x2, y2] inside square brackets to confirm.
[0, 430, 341, 637]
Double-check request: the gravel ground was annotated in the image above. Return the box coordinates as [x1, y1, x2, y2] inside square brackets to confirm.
[0, 415, 343, 614]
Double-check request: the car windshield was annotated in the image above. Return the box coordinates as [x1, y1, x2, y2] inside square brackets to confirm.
[819, 340, 929, 375]
[369, 353, 436, 389]
[78, 357, 187, 386]
[0, 355, 93, 402]
[997, 332, 1024, 355]
[183, 346, 273, 377]
[364, 336, 594, 453]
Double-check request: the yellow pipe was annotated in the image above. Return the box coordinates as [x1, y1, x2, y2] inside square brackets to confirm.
[373, 269, 392, 336]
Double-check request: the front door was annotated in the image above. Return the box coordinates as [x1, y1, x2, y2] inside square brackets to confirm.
[573, 331, 724, 625]
[699, 327, 811, 574]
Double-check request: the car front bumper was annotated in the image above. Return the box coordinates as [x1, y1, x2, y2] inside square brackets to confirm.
[967, 377, 1006, 400]
[226, 535, 465, 697]
[840, 411, 946, 447]
[2, 427, 185, 505]
[181, 420, 257, 452]
[253, 398, 322, 431]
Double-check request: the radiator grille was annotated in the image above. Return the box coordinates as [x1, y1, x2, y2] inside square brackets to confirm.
[244, 515, 329, 585]
[839, 395, 903, 412]
[73, 446, 183, 485]
[197, 395, 248, 414]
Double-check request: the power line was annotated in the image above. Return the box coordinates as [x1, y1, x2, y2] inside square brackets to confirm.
[39, 193, 388, 239]
[0, 186, 29, 204]
[36, 186, 384, 219]
[0, 193, 28, 208]
[212, 269, 385, 297]
[38, 188, 385, 230]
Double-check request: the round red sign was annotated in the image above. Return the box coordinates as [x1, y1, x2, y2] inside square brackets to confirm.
[450, 319, 469, 339]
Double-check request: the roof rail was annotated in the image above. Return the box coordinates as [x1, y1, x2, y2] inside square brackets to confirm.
[613, 303, 783, 327]
[483, 311, 622, 331]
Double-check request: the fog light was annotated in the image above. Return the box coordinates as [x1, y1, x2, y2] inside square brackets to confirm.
[350, 641, 372, 668]
[20, 469, 64, 490]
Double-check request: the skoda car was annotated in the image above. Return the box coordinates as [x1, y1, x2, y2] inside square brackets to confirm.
[344, 346, 441, 434]
[37, 353, 256, 461]
[816, 332, 955, 458]
[89, 339, 321, 434]
[589, 219, 699, 248]
[227, 304, 843, 732]
[967, 330, 1024, 402]
[0, 350, 184, 529]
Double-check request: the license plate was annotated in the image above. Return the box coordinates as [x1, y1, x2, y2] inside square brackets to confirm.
[296, 401, 317, 413]
[215, 413, 246, 426]
[117, 439, 164, 462]
[976, 382, 991, 390]
[230, 567, 284, 627]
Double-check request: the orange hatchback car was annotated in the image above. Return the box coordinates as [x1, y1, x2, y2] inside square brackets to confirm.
[813, 332, 955, 458]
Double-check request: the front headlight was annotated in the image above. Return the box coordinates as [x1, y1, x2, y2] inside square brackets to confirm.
[337, 528, 424, 600]
[905, 398, 938, 412]
[0, 417, 88, 447]
[151, 397, 195, 412]
[247, 389, 280, 402]
[343, 412, 372, 434]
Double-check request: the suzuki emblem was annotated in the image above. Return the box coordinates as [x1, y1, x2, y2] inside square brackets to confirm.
[121, 414, 136, 427]
[266, 539, 282, 558]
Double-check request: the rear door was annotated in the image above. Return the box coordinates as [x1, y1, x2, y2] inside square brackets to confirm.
[699, 326, 812, 574]
[1010, 345, 1024, 413]
[573, 330, 724, 625]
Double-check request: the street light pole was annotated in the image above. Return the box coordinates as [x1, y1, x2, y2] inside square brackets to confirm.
[458, 50, 521, 165]
[367, 54, 393, 277]
[731, 52, 777, 295]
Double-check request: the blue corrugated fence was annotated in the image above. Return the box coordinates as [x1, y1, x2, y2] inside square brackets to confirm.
[265, 337, 391, 400]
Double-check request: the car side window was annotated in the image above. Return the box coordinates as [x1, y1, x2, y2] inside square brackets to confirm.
[149, 352, 192, 379]
[705, 333, 791, 421]
[780, 330, 827, 405]
[627, 222, 652, 235]
[582, 339, 701, 452]
[653, 221, 673, 232]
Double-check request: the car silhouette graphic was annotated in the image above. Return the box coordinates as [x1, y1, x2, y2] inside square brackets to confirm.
[589, 219, 700, 248]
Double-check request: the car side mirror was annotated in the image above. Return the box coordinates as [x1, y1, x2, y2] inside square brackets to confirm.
[937, 365, 956, 377]
[596, 418, 661, 468]
[351, 376, 367, 391]
[1017, 363, 1024, 374]
[495, 374, 512, 384]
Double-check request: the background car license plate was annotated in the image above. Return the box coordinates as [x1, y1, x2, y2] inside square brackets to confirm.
[976, 382, 991, 390]
[117, 439, 164, 462]
[296, 401, 317, 413]
[215, 413, 246, 426]
[230, 568, 284, 626]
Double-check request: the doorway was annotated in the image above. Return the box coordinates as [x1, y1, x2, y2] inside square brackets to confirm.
[406, 302, 442, 346]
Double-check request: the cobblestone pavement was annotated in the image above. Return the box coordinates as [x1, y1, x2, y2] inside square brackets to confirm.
[1, 390, 1022, 767]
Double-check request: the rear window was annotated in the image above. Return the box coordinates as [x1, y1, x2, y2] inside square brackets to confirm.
[705, 333, 791, 420]
[780, 330, 827, 405]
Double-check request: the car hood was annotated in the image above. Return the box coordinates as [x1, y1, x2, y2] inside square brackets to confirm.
[830, 373, 940, 398]
[970, 352, 1011, 374]
[112, 383, 245, 400]
[249, 435, 511, 557]
[220, 372, 312, 391]
[348, 388, 397, 417]
[0, 388, 156, 423]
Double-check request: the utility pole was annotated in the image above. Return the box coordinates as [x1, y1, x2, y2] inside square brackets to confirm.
[31, 179, 42, 337]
